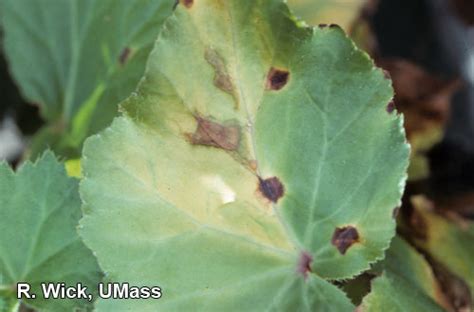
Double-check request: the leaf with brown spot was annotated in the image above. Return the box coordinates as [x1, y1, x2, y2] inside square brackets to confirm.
[80, 0, 408, 310]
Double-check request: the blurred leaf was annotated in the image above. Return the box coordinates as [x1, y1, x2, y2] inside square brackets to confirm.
[435, 192, 474, 219]
[0, 295, 17, 312]
[79, 0, 408, 310]
[409, 196, 474, 302]
[450, 0, 474, 25]
[360, 273, 445, 312]
[0, 152, 101, 311]
[287, 0, 367, 31]
[372, 236, 449, 310]
[379, 59, 462, 180]
[0, 0, 175, 158]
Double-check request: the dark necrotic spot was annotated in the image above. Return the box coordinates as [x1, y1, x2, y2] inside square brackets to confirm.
[297, 251, 313, 280]
[119, 47, 131, 65]
[258, 176, 284, 203]
[386, 100, 396, 114]
[331, 226, 360, 255]
[266, 67, 289, 91]
[318, 23, 328, 28]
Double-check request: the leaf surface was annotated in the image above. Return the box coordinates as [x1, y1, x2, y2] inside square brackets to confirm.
[80, 0, 409, 310]
[0, 152, 101, 311]
[0, 0, 175, 157]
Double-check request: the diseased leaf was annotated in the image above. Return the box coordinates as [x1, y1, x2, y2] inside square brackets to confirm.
[0, 152, 101, 311]
[80, 0, 409, 309]
[0, 0, 175, 157]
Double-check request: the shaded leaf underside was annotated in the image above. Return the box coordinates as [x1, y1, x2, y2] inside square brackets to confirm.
[411, 196, 474, 300]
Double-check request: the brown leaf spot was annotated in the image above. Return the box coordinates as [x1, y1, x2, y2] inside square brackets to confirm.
[187, 117, 240, 151]
[180, 0, 193, 8]
[266, 67, 289, 91]
[331, 226, 360, 255]
[258, 176, 284, 203]
[386, 100, 396, 114]
[318, 23, 329, 28]
[297, 251, 313, 280]
[119, 47, 131, 65]
[205, 48, 236, 99]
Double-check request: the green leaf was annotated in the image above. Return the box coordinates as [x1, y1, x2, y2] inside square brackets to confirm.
[0, 152, 102, 311]
[368, 236, 447, 311]
[0, 0, 175, 157]
[80, 0, 409, 309]
[410, 196, 474, 300]
[360, 273, 445, 312]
